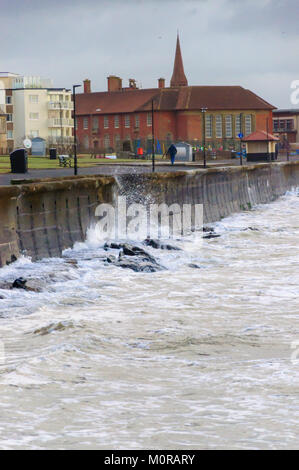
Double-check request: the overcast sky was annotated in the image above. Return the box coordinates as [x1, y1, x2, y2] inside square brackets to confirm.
[1, 0, 298, 108]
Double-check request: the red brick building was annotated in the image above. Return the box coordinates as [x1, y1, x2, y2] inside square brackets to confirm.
[76, 35, 275, 153]
[273, 109, 299, 145]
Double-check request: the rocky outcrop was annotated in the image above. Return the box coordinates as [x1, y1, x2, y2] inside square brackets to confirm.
[104, 242, 165, 272]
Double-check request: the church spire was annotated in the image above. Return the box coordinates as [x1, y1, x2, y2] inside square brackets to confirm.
[170, 33, 188, 87]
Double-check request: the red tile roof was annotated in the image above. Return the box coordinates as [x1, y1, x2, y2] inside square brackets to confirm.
[242, 130, 279, 141]
[76, 86, 275, 116]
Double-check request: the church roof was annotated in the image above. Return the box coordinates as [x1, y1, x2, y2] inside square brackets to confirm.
[170, 34, 188, 87]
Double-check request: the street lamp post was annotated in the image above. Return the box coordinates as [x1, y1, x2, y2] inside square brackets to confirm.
[151, 99, 155, 172]
[266, 117, 270, 162]
[201, 107, 208, 168]
[73, 84, 81, 176]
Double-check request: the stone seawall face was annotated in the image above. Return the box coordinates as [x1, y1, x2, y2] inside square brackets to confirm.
[0, 176, 115, 268]
[0, 162, 298, 268]
[117, 162, 299, 222]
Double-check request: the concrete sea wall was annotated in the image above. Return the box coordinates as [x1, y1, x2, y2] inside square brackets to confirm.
[0, 176, 115, 268]
[0, 161, 299, 268]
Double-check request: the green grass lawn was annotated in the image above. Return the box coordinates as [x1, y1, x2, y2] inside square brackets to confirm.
[0, 154, 164, 173]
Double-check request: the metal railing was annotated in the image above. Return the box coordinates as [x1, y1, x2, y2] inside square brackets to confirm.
[48, 101, 74, 110]
[48, 118, 74, 127]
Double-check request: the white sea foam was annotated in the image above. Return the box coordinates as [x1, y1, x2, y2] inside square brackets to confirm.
[0, 190, 298, 449]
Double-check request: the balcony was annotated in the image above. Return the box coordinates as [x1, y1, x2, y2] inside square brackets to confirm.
[49, 118, 74, 127]
[48, 101, 74, 110]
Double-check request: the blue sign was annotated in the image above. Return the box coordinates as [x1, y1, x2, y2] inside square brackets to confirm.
[238, 133, 244, 139]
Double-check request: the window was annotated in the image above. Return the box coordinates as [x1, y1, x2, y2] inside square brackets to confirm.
[273, 119, 293, 131]
[216, 115, 222, 138]
[83, 117, 88, 129]
[6, 114, 13, 122]
[5, 96, 12, 104]
[235, 115, 241, 137]
[205, 115, 213, 138]
[245, 115, 252, 136]
[30, 130, 39, 138]
[7, 130, 13, 139]
[104, 116, 109, 129]
[104, 134, 110, 149]
[92, 116, 99, 130]
[225, 115, 232, 138]
[29, 95, 39, 103]
[135, 114, 140, 128]
[114, 115, 119, 128]
[125, 115, 130, 128]
[29, 112, 39, 120]
[83, 135, 89, 149]
[114, 134, 121, 149]
[147, 112, 152, 127]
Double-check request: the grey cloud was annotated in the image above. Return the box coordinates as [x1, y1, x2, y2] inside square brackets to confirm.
[1, 0, 297, 108]
[218, 0, 299, 35]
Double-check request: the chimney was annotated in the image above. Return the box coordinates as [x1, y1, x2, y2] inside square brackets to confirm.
[83, 79, 91, 93]
[158, 78, 165, 89]
[107, 75, 122, 92]
[129, 78, 137, 89]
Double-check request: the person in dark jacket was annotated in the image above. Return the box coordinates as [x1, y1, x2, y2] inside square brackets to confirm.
[167, 144, 177, 165]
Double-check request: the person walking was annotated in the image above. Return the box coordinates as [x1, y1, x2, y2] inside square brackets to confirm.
[167, 144, 177, 165]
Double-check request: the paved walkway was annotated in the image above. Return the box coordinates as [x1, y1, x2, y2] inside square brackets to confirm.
[0, 156, 297, 186]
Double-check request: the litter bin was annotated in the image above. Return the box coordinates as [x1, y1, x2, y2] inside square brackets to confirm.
[49, 148, 57, 160]
[10, 148, 28, 174]
[231, 150, 237, 159]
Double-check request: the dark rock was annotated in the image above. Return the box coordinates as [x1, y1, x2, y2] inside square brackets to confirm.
[102, 242, 165, 272]
[203, 234, 221, 239]
[12, 277, 27, 289]
[203, 226, 215, 233]
[188, 263, 201, 269]
[104, 242, 122, 250]
[143, 238, 181, 251]
[116, 259, 164, 273]
[122, 244, 136, 256]
[111, 242, 122, 249]
[102, 242, 164, 272]
[106, 255, 117, 263]
[11, 277, 42, 292]
[0, 295, 5, 300]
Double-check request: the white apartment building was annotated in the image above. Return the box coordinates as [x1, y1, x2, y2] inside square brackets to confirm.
[0, 73, 74, 152]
